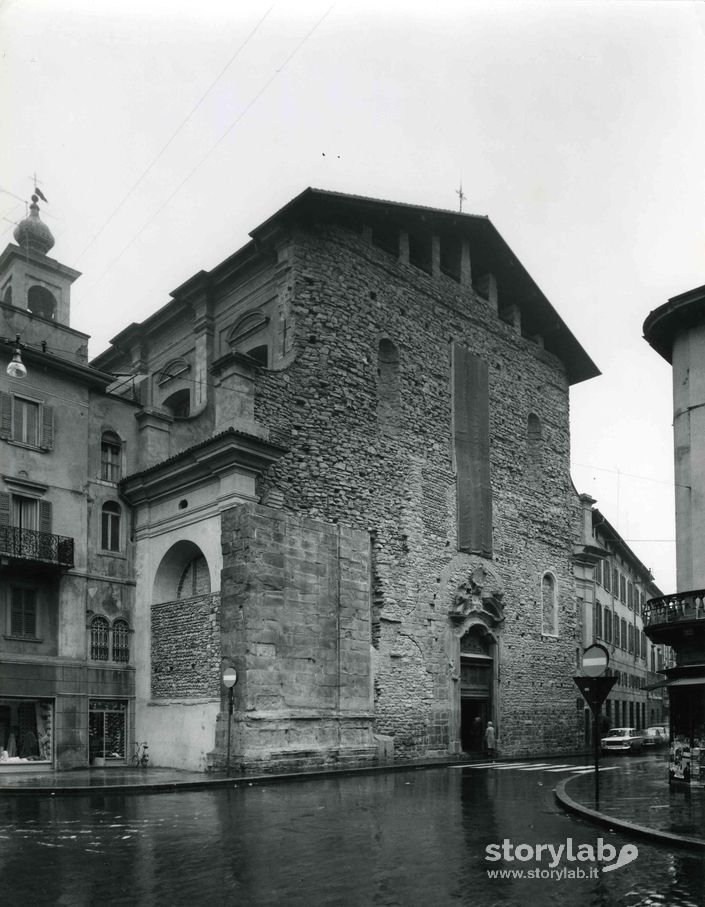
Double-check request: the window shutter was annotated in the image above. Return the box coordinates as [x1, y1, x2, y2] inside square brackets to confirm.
[0, 393, 12, 439]
[41, 405, 54, 450]
[0, 492, 10, 527]
[39, 500, 52, 533]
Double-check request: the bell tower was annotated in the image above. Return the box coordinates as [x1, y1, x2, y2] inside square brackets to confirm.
[0, 193, 80, 327]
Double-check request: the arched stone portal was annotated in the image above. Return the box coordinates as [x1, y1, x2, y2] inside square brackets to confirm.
[449, 563, 505, 754]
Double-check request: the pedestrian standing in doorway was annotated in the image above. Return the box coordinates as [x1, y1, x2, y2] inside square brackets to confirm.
[484, 721, 497, 760]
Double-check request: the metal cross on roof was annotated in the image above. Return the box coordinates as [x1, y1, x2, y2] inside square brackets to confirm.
[456, 181, 466, 213]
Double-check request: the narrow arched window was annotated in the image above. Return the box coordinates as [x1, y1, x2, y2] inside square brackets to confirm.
[541, 572, 558, 636]
[377, 338, 400, 434]
[101, 431, 122, 482]
[90, 616, 110, 660]
[101, 502, 121, 552]
[112, 618, 130, 663]
[527, 413, 543, 477]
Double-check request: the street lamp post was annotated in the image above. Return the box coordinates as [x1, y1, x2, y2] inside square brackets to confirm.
[222, 667, 238, 777]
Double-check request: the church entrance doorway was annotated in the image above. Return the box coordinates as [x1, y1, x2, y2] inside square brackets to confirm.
[459, 628, 494, 753]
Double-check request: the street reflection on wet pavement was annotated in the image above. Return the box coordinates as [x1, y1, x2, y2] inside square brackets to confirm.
[1, 764, 703, 905]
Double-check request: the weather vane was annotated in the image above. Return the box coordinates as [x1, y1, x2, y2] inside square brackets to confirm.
[456, 181, 466, 213]
[29, 172, 48, 204]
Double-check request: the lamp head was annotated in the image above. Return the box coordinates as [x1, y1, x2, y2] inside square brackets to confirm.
[6, 347, 27, 379]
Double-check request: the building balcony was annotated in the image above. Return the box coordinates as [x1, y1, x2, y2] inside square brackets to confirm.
[0, 526, 74, 569]
[643, 590, 705, 654]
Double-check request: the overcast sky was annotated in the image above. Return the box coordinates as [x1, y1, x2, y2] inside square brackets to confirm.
[3, 0, 704, 593]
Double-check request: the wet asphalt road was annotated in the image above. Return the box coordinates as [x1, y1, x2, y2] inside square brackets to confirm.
[1, 759, 703, 906]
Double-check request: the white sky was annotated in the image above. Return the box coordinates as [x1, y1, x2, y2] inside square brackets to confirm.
[3, 0, 704, 593]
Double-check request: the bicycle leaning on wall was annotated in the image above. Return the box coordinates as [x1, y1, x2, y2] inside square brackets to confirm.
[131, 741, 149, 767]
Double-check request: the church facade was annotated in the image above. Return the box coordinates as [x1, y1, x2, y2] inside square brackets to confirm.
[2, 188, 603, 772]
[92, 189, 600, 771]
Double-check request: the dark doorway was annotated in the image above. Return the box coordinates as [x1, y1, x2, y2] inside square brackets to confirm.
[459, 629, 494, 753]
[461, 698, 487, 752]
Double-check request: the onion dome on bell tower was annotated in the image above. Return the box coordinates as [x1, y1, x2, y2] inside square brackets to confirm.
[13, 194, 55, 256]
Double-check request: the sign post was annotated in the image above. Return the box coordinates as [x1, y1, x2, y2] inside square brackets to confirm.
[222, 667, 238, 777]
[574, 644, 616, 809]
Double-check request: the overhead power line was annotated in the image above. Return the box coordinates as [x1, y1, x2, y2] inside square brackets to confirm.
[573, 461, 687, 490]
[75, 4, 275, 263]
[76, 4, 334, 307]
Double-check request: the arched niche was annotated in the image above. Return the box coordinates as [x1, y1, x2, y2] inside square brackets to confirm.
[152, 540, 211, 605]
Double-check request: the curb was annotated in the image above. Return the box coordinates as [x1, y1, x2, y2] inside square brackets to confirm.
[0, 752, 588, 798]
[554, 776, 705, 852]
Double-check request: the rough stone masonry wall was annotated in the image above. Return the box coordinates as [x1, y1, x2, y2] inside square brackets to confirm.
[219, 503, 374, 770]
[151, 593, 221, 698]
[253, 222, 583, 758]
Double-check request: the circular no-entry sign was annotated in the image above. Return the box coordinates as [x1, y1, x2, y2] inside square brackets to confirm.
[222, 667, 238, 688]
[582, 643, 609, 677]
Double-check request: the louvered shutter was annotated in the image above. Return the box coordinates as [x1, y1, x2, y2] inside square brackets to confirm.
[0, 492, 10, 527]
[39, 500, 52, 533]
[0, 393, 12, 439]
[41, 405, 54, 450]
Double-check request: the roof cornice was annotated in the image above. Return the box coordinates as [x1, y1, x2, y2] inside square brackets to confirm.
[119, 428, 287, 504]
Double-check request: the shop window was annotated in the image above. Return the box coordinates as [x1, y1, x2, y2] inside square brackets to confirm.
[89, 700, 126, 763]
[101, 502, 121, 552]
[112, 619, 130, 663]
[0, 699, 53, 764]
[10, 587, 37, 638]
[101, 431, 122, 482]
[0, 393, 54, 450]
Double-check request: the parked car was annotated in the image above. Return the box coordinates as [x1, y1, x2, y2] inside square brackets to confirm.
[642, 726, 669, 748]
[600, 727, 643, 754]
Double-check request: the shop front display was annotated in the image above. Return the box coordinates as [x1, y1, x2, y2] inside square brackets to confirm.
[0, 698, 53, 767]
[89, 699, 127, 765]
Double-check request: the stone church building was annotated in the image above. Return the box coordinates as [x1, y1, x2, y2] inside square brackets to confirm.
[91, 188, 599, 772]
[1, 188, 601, 772]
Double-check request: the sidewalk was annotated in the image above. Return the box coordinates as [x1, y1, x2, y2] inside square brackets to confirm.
[556, 754, 705, 850]
[0, 753, 485, 796]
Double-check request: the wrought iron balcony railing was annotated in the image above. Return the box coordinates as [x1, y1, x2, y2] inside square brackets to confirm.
[643, 590, 705, 629]
[0, 525, 74, 568]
